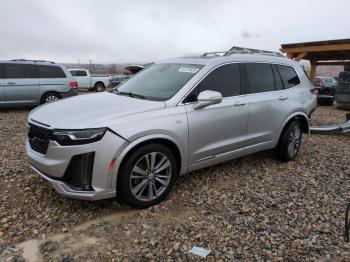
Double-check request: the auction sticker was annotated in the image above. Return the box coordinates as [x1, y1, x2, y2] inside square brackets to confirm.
[179, 67, 200, 74]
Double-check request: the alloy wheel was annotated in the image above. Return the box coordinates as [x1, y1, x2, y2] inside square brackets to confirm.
[130, 152, 172, 202]
[288, 124, 301, 157]
[45, 95, 58, 103]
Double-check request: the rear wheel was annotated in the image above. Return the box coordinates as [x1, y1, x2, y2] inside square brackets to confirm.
[117, 144, 178, 208]
[275, 120, 302, 162]
[94, 82, 105, 92]
[40, 92, 60, 104]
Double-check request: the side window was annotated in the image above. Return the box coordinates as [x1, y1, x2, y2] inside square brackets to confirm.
[183, 64, 241, 103]
[245, 63, 275, 94]
[70, 70, 78, 76]
[276, 65, 301, 89]
[37, 65, 66, 78]
[325, 78, 332, 84]
[76, 70, 87, 76]
[272, 65, 284, 90]
[3, 64, 34, 78]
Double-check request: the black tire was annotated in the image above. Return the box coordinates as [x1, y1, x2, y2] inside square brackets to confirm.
[344, 63, 350, 72]
[336, 83, 350, 94]
[339, 71, 350, 82]
[275, 120, 302, 162]
[94, 82, 105, 92]
[336, 93, 350, 103]
[117, 143, 178, 208]
[40, 92, 60, 104]
[337, 102, 350, 111]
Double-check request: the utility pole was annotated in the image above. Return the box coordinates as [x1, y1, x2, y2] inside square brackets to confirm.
[78, 59, 80, 68]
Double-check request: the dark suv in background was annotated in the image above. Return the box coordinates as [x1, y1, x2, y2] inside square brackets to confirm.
[313, 76, 337, 106]
[0, 60, 78, 107]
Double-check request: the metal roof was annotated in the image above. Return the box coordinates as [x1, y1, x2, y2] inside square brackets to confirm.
[280, 39, 350, 62]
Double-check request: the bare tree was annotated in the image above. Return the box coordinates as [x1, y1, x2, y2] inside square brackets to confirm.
[110, 64, 117, 74]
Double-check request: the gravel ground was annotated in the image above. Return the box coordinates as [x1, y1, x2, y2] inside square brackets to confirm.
[1, 105, 350, 261]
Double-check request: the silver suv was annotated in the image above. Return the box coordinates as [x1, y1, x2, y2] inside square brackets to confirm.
[0, 60, 78, 107]
[26, 52, 317, 208]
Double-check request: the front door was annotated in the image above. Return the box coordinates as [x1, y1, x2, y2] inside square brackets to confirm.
[184, 63, 248, 167]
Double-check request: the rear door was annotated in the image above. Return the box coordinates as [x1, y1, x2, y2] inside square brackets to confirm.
[244, 63, 289, 147]
[3, 63, 39, 105]
[0, 64, 4, 104]
[37, 65, 69, 96]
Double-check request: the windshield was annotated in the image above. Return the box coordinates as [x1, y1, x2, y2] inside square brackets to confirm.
[114, 63, 203, 101]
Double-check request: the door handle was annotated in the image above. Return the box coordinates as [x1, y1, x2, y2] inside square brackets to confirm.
[234, 101, 246, 106]
[6, 82, 15, 85]
[279, 96, 288, 101]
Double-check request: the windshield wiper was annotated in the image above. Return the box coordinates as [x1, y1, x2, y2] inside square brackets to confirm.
[117, 91, 146, 100]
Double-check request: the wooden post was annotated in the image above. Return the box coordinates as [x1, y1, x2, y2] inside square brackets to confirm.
[287, 53, 294, 59]
[310, 62, 317, 82]
[295, 52, 307, 62]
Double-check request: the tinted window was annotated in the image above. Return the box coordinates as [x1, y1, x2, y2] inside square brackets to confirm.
[184, 64, 241, 103]
[37, 65, 66, 78]
[71, 70, 87, 77]
[277, 65, 300, 89]
[3, 64, 33, 78]
[272, 65, 284, 90]
[245, 63, 275, 94]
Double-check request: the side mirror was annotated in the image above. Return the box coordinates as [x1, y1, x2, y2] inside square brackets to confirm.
[193, 90, 223, 110]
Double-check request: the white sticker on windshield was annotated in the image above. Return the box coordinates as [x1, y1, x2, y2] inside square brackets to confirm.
[179, 67, 200, 74]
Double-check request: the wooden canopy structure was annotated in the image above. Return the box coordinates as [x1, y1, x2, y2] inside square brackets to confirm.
[280, 39, 350, 81]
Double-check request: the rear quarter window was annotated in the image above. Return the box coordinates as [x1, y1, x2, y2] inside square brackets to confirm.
[37, 65, 66, 78]
[277, 65, 301, 89]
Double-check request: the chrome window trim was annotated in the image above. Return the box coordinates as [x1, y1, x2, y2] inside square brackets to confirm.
[179, 61, 303, 105]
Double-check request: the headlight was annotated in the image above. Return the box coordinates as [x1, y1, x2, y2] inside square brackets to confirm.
[52, 128, 107, 146]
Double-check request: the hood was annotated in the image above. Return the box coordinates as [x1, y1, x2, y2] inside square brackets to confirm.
[29, 92, 165, 129]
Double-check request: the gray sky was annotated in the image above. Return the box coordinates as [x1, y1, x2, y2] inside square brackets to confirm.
[1, 0, 349, 63]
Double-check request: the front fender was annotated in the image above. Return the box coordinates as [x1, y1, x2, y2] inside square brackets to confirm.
[111, 133, 188, 192]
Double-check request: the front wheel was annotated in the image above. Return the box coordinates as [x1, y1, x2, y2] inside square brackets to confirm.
[275, 120, 302, 162]
[117, 144, 178, 208]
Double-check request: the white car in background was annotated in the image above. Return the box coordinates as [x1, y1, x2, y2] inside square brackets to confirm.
[69, 69, 110, 92]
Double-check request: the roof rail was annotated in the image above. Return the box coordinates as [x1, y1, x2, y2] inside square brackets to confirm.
[201, 46, 285, 58]
[10, 59, 56, 64]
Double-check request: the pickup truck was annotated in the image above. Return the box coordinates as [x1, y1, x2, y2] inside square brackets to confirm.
[69, 69, 110, 92]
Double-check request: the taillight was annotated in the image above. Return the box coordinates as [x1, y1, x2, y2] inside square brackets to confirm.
[69, 81, 78, 88]
[311, 88, 319, 95]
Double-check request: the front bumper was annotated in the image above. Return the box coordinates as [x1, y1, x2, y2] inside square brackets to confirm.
[30, 165, 116, 200]
[26, 129, 128, 200]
